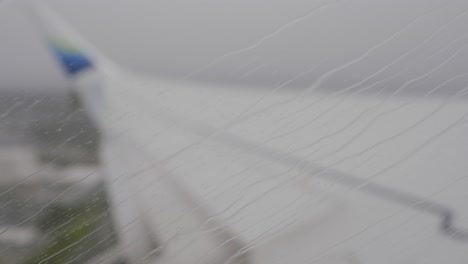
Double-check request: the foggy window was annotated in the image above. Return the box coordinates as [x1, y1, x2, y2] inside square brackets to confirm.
[1, 0, 467, 264]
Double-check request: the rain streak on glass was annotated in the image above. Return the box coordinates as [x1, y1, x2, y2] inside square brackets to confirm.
[0, 0, 468, 264]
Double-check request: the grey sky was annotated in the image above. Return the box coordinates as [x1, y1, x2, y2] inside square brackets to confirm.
[1, 0, 468, 94]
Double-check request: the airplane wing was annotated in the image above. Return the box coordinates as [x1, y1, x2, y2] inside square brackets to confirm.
[29, 2, 468, 264]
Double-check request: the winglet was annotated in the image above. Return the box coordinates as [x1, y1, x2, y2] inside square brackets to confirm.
[26, 1, 115, 126]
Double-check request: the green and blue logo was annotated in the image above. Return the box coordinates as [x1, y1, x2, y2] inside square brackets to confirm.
[49, 37, 93, 76]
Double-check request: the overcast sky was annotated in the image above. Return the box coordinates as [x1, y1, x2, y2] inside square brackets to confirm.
[1, 0, 468, 94]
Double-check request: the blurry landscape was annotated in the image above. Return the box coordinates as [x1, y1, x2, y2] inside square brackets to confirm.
[0, 89, 120, 264]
